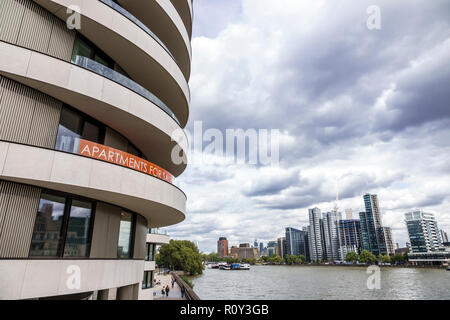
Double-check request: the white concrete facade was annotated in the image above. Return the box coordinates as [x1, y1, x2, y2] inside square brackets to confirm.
[0, 0, 191, 300]
[0, 259, 144, 300]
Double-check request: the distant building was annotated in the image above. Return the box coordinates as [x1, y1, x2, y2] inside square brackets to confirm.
[238, 247, 260, 260]
[382, 226, 395, 255]
[259, 242, 264, 254]
[230, 246, 239, 259]
[277, 237, 286, 259]
[345, 209, 353, 220]
[440, 229, 449, 243]
[217, 237, 229, 257]
[285, 227, 309, 259]
[395, 247, 409, 255]
[359, 194, 390, 256]
[405, 211, 441, 253]
[254, 239, 258, 248]
[309, 207, 324, 261]
[337, 219, 363, 260]
[322, 211, 341, 261]
[239, 243, 250, 248]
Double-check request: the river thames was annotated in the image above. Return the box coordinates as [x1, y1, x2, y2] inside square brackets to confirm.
[191, 265, 450, 300]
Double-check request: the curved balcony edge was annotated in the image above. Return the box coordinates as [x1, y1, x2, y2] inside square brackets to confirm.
[146, 233, 170, 245]
[117, 0, 192, 80]
[0, 141, 187, 228]
[0, 259, 144, 300]
[0, 41, 188, 177]
[32, 0, 190, 127]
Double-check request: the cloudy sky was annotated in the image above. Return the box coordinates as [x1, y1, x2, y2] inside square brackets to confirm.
[168, 0, 450, 253]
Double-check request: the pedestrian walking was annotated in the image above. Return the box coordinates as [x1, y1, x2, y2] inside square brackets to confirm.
[181, 286, 185, 298]
[172, 278, 175, 288]
[161, 287, 165, 297]
[165, 285, 170, 297]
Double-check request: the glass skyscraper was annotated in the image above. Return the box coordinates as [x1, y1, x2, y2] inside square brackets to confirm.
[285, 227, 309, 258]
[338, 219, 363, 260]
[360, 194, 391, 256]
[308, 207, 324, 261]
[405, 211, 442, 253]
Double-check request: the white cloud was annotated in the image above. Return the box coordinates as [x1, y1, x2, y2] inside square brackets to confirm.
[167, 0, 450, 252]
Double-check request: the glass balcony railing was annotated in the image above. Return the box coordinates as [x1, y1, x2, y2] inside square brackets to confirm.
[149, 228, 168, 236]
[99, 0, 175, 61]
[72, 55, 180, 125]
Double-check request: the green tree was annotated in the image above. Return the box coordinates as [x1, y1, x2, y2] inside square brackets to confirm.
[378, 254, 391, 264]
[269, 254, 283, 264]
[358, 250, 377, 264]
[345, 252, 359, 263]
[156, 240, 204, 275]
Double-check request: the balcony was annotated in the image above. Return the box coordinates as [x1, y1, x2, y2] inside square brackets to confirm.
[72, 55, 180, 125]
[99, 0, 175, 61]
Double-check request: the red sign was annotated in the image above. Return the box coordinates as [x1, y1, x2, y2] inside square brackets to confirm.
[78, 139, 173, 184]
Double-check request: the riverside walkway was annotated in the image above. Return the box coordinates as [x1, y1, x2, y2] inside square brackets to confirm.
[153, 273, 185, 300]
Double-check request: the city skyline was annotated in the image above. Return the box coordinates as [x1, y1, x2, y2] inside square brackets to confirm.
[211, 196, 449, 257]
[165, 0, 450, 253]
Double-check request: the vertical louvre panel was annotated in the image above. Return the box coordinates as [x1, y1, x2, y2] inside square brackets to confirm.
[0, 76, 36, 144]
[28, 92, 62, 148]
[47, 18, 76, 61]
[0, 180, 41, 258]
[0, 0, 75, 62]
[0, 75, 62, 148]
[16, 0, 54, 54]
[0, 0, 26, 43]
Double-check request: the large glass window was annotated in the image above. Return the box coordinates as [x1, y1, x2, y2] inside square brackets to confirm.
[117, 211, 134, 258]
[54, 106, 146, 160]
[145, 243, 155, 261]
[29, 193, 66, 257]
[71, 35, 114, 69]
[55, 106, 103, 153]
[142, 271, 153, 289]
[29, 191, 94, 258]
[63, 200, 93, 257]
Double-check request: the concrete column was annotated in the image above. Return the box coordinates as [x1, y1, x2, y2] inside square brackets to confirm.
[98, 288, 117, 300]
[116, 283, 139, 300]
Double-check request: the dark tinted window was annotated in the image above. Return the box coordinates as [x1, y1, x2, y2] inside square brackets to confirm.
[142, 271, 153, 289]
[118, 211, 134, 258]
[82, 121, 102, 144]
[63, 200, 93, 257]
[29, 193, 66, 256]
[55, 107, 83, 152]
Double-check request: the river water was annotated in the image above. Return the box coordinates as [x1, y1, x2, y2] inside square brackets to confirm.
[191, 265, 450, 300]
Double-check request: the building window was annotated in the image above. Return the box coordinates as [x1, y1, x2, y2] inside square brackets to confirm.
[145, 243, 155, 261]
[54, 105, 145, 159]
[142, 271, 153, 289]
[29, 193, 66, 256]
[63, 200, 94, 257]
[55, 106, 104, 153]
[29, 191, 94, 258]
[117, 211, 134, 259]
[71, 34, 115, 69]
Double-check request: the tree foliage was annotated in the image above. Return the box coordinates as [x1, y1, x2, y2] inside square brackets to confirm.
[345, 252, 359, 263]
[378, 254, 391, 263]
[358, 250, 377, 264]
[284, 254, 304, 264]
[156, 240, 204, 275]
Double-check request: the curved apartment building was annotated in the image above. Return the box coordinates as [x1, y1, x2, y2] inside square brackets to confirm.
[0, 0, 192, 300]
